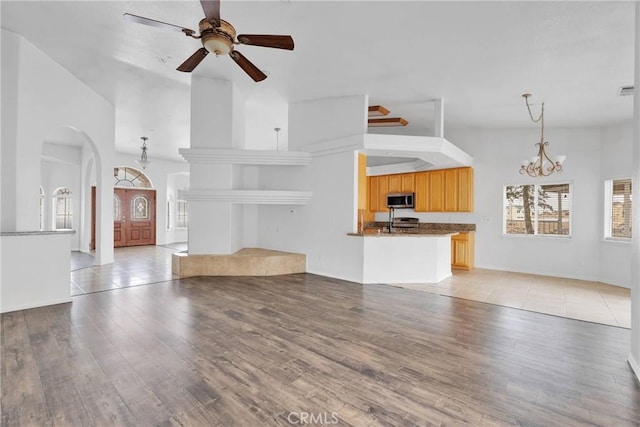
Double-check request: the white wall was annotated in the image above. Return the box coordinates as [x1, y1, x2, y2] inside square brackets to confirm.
[600, 123, 634, 287]
[1, 29, 115, 264]
[440, 126, 622, 285]
[256, 95, 368, 282]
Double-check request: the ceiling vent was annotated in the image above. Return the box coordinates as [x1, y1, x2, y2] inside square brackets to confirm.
[618, 85, 634, 96]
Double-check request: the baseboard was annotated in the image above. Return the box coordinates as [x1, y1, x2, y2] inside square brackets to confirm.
[475, 263, 609, 284]
[1, 297, 72, 314]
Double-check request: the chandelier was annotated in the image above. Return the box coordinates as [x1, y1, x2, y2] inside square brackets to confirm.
[519, 93, 565, 177]
[135, 136, 151, 169]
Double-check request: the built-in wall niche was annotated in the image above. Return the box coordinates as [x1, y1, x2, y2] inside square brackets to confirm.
[178, 148, 312, 205]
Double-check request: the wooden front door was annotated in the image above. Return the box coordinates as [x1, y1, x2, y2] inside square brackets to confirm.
[114, 188, 156, 247]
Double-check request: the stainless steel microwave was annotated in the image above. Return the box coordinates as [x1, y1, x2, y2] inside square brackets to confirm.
[387, 193, 415, 209]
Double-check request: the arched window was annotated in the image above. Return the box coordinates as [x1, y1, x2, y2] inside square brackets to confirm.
[53, 187, 72, 229]
[113, 166, 152, 188]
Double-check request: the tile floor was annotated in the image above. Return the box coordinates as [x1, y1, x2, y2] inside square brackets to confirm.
[70, 246, 631, 328]
[70, 245, 182, 295]
[393, 268, 631, 328]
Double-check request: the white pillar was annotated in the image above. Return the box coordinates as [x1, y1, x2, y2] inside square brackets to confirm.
[187, 77, 245, 254]
[629, 1, 640, 380]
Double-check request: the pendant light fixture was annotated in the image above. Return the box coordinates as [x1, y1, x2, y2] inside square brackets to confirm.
[135, 136, 151, 169]
[519, 94, 565, 177]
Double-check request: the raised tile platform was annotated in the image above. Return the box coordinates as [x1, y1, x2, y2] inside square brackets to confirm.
[172, 248, 306, 278]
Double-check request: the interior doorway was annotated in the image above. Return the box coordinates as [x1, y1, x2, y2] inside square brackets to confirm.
[91, 162, 157, 250]
[91, 187, 156, 248]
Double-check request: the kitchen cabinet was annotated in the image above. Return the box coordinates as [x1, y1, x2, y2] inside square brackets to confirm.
[457, 167, 474, 212]
[428, 170, 445, 212]
[387, 174, 402, 193]
[386, 173, 414, 194]
[414, 172, 429, 211]
[358, 153, 367, 211]
[451, 231, 475, 270]
[368, 175, 389, 212]
[368, 167, 473, 213]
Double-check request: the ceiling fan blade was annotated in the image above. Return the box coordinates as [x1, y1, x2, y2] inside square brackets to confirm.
[200, 0, 221, 26]
[177, 48, 209, 72]
[237, 34, 294, 50]
[229, 50, 267, 82]
[123, 13, 195, 36]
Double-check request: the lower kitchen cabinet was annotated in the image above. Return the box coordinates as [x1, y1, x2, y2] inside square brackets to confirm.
[451, 231, 475, 270]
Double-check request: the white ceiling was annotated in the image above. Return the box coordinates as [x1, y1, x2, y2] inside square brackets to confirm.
[1, 1, 635, 161]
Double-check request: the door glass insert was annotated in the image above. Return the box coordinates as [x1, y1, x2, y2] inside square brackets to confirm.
[131, 195, 149, 220]
[113, 194, 121, 220]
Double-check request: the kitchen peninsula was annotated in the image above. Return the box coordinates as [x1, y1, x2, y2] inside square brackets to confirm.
[348, 222, 475, 284]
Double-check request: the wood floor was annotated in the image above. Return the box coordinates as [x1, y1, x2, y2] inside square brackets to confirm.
[2, 273, 640, 426]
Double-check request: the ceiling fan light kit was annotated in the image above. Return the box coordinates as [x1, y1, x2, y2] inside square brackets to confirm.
[124, 0, 294, 82]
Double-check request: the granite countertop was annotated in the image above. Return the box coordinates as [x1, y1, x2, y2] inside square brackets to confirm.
[348, 230, 459, 237]
[348, 222, 475, 237]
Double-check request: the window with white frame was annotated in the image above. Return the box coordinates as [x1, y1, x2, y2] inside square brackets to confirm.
[39, 186, 44, 231]
[604, 178, 632, 239]
[176, 200, 188, 228]
[504, 183, 572, 236]
[53, 187, 73, 230]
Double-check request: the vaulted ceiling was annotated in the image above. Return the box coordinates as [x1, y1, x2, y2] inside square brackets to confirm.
[1, 1, 634, 161]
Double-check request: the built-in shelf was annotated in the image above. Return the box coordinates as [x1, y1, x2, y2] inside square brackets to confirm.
[179, 148, 311, 165]
[178, 189, 312, 205]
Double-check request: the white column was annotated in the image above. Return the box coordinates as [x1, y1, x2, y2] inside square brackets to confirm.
[629, 1, 640, 380]
[187, 77, 245, 254]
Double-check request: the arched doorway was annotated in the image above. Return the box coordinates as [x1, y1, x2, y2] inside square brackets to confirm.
[92, 166, 156, 248]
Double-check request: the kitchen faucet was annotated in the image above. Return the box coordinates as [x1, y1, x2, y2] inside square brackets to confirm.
[388, 206, 395, 233]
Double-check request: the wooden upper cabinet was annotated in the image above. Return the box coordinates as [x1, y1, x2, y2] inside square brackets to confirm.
[429, 170, 445, 212]
[388, 174, 402, 193]
[401, 173, 414, 193]
[377, 175, 389, 212]
[368, 175, 389, 212]
[457, 167, 474, 212]
[444, 168, 458, 212]
[368, 176, 379, 212]
[414, 172, 429, 212]
[369, 167, 473, 213]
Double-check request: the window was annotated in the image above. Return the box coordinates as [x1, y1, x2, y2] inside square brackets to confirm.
[53, 187, 72, 229]
[113, 166, 152, 188]
[604, 178, 632, 239]
[504, 183, 572, 236]
[176, 200, 188, 228]
[131, 195, 149, 220]
[113, 194, 121, 220]
[39, 187, 44, 231]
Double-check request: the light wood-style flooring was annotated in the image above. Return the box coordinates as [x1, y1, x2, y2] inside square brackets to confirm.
[2, 269, 640, 425]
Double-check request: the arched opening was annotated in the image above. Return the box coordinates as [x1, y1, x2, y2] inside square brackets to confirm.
[96, 165, 156, 248]
[41, 125, 112, 265]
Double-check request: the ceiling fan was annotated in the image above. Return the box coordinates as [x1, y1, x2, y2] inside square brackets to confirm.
[124, 0, 294, 82]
